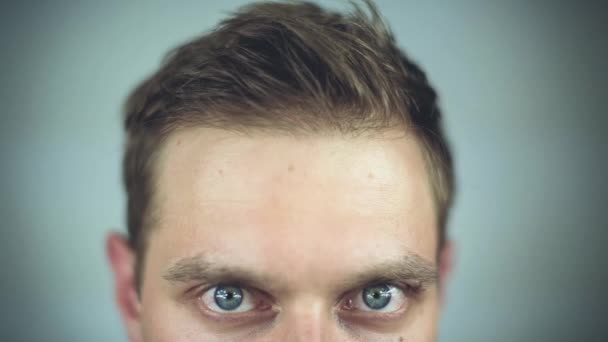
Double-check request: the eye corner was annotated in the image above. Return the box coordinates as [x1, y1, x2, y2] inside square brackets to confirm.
[338, 296, 356, 311]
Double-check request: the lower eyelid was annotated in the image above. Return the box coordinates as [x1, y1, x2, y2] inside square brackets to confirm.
[337, 298, 410, 325]
[340, 307, 408, 319]
[196, 299, 280, 325]
[337, 309, 410, 333]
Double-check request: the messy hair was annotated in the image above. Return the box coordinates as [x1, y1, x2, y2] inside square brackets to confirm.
[124, 0, 454, 287]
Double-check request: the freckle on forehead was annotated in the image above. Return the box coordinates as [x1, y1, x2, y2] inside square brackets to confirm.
[368, 171, 374, 179]
[287, 163, 294, 172]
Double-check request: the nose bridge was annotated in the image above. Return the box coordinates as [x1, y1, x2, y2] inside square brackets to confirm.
[282, 296, 336, 342]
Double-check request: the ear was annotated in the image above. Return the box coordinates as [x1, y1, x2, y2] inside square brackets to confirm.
[437, 240, 455, 304]
[106, 232, 143, 342]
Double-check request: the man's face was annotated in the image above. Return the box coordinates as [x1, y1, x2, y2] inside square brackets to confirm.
[110, 127, 447, 341]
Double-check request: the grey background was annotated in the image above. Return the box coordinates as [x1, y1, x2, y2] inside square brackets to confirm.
[1, 1, 606, 341]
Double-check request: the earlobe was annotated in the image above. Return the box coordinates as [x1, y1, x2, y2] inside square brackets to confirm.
[106, 232, 143, 342]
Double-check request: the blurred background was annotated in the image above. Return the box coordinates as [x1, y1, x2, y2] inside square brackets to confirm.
[1, 1, 606, 341]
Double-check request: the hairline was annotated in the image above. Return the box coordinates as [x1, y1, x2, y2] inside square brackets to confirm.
[123, 0, 455, 291]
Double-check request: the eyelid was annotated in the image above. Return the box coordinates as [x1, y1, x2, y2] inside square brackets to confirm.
[189, 281, 269, 302]
[337, 279, 421, 302]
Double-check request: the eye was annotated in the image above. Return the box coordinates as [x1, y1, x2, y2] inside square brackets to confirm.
[345, 283, 408, 313]
[200, 284, 255, 313]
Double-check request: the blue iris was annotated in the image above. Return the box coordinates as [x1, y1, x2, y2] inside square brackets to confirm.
[214, 285, 244, 311]
[362, 284, 391, 310]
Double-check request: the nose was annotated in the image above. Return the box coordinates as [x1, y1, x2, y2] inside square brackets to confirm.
[281, 297, 337, 342]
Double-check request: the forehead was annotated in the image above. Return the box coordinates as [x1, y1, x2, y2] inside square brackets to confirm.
[149, 127, 437, 283]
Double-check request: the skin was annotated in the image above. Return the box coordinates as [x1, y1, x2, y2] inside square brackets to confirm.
[107, 127, 453, 341]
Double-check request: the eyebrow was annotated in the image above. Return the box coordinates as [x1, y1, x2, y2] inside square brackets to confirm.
[163, 252, 438, 291]
[163, 255, 281, 290]
[343, 253, 439, 291]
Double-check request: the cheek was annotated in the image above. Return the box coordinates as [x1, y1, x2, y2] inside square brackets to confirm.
[139, 292, 191, 341]
[138, 301, 441, 342]
[351, 291, 440, 341]
[407, 291, 441, 342]
[139, 303, 231, 342]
